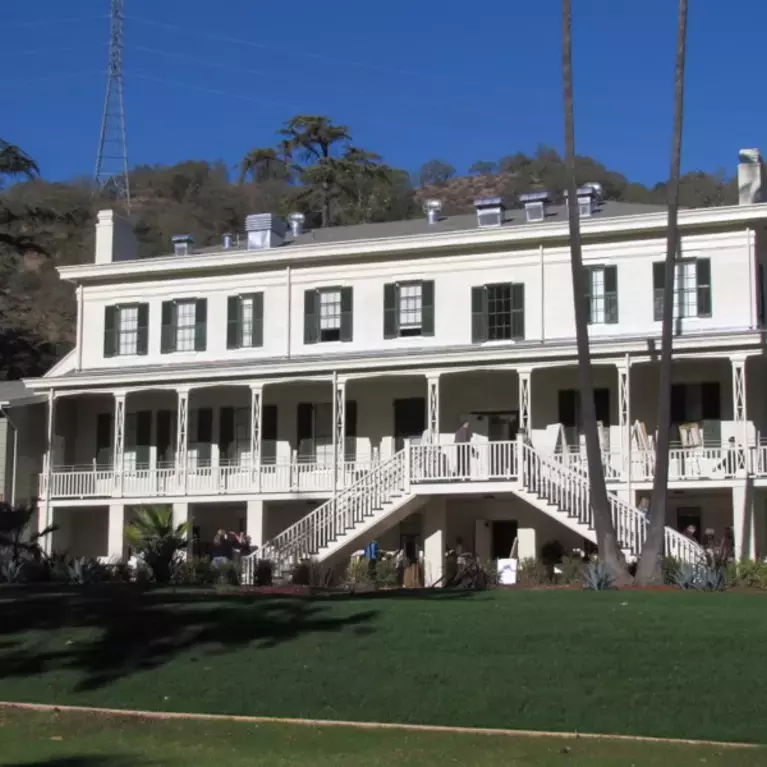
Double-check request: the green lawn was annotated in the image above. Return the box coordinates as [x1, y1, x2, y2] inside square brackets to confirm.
[2, 708, 764, 767]
[1, 587, 766, 744]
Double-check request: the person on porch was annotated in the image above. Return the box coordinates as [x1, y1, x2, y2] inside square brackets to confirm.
[454, 420, 472, 478]
[364, 538, 379, 579]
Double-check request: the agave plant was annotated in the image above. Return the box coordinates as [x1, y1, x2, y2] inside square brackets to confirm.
[0, 557, 25, 583]
[124, 505, 190, 585]
[582, 561, 616, 591]
[674, 563, 726, 592]
[67, 557, 106, 585]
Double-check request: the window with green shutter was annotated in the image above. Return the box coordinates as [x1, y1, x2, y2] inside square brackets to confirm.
[104, 303, 149, 358]
[585, 265, 618, 324]
[382, 281, 435, 338]
[161, 299, 206, 352]
[304, 287, 353, 344]
[471, 282, 524, 342]
[653, 258, 711, 320]
[227, 293, 264, 349]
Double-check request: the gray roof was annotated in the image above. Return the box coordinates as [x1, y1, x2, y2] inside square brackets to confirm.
[0, 380, 45, 407]
[170, 200, 668, 258]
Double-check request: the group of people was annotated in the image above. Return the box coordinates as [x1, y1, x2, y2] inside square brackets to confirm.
[211, 529, 253, 567]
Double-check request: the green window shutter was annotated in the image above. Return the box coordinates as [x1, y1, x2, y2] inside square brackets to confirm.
[471, 286, 488, 343]
[197, 408, 213, 444]
[262, 405, 278, 442]
[96, 412, 112, 453]
[297, 403, 313, 455]
[136, 303, 149, 355]
[604, 265, 618, 324]
[383, 283, 398, 339]
[584, 269, 593, 325]
[696, 258, 711, 317]
[194, 298, 207, 351]
[252, 292, 264, 347]
[156, 410, 172, 462]
[340, 287, 353, 342]
[219, 406, 235, 459]
[421, 280, 435, 336]
[653, 262, 665, 321]
[226, 296, 240, 349]
[161, 301, 175, 353]
[104, 306, 117, 357]
[304, 290, 318, 344]
[136, 410, 152, 466]
[511, 283, 525, 339]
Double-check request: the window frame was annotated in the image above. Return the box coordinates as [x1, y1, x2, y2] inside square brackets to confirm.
[472, 282, 525, 343]
[653, 257, 711, 321]
[585, 265, 618, 325]
[383, 280, 435, 339]
[227, 292, 264, 349]
[104, 302, 148, 358]
[161, 298, 207, 354]
[304, 286, 353, 344]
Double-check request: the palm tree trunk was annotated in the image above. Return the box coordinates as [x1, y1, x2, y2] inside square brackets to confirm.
[322, 181, 331, 227]
[562, 0, 627, 582]
[636, 0, 689, 584]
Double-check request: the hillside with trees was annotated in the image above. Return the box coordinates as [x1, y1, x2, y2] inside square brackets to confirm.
[0, 115, 739, 379]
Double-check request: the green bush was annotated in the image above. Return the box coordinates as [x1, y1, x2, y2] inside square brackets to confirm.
[518, 557, 550, 586]
[124, 506, 190, 585]
[662, 556, 681, 585]
[558, 555, 584, 585]
[345, 557, 372, 591]
[172, 556, 216, 586]
[374, 556, 399, 588]
[729, 560, 767, 589]
[255, 559, 273, 587]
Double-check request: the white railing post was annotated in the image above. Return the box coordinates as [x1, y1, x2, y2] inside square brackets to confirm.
[113, 391, 127, 498]
[403, 439, 411, 491]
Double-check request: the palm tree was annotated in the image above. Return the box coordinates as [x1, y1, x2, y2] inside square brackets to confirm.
[635, 0, 689, 584]
[238, 147, 286, 185]
[0, 502, 57, 563]
[562, 0, 627, 582]
[279, 115, 352, 227]
[124, 505, 190, 584]
[0, 140, 39, 186]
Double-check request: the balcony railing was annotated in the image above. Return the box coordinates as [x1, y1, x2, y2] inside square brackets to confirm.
[41, 442, 767, 501]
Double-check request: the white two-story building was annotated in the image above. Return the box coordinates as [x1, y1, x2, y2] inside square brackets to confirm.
[23, 149, 767, 581]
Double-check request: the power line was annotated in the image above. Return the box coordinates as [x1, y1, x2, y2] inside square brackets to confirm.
[8, 44, 108, 58]
[0, 70, 106, 87]
[126, 14, 490, 90]
[5, 14, 109, 28]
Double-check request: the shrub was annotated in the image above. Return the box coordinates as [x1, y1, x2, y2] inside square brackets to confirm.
[374, 556, 399, 589]
[582, 561, 615, 591]
[345, 557, 372, 591]
[0, 557, 25, 583]
[67, 557, 107, 585]
[662, 556, 681, 585]
[172, 556, 215, 585]
[558, 555, 584, 585]
[730, 560, 767, 589]
[541, 540, 565, 567]
[673, 563, 726, 592]
[255, 558, 273, 587]
[124, 506, 190, 585]
[214, 560, 240, 586]
[518, 557, 550, 586]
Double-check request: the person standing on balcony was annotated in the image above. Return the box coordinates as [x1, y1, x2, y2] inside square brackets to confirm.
[454, 420, 472, 478]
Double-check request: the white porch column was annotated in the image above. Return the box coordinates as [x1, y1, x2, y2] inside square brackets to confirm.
[249, 383, 263, 490]
[423, 498, 447, 586]
[40, 390, 56, 554]
[427, 373, 440, 441]
[108, 503, 125, 561]
[113, 391, 127, 496]
[246, 499, 266, 550]
[518, 368, 532, 436]
[617, 360, 631, 482]
[172, 501, 192, 556]
[732, 483, 756, 561]
[517, 527, 537, 561]
[731, 356, 748, 474]
[175, 387, 190, 493]
[332, 374, 346, 489]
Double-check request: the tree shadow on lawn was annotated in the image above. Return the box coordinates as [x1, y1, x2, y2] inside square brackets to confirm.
[0, 588, 386, 692]
[6, 759, 145, 767]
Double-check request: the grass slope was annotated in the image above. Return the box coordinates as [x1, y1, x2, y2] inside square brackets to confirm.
[1, 588, 766, 743]
[2, 708, 765, 767]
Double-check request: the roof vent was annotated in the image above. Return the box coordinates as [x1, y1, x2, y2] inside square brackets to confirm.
[474, 196, 505, 228]
[424, 199, 442, 225]
[245, 213, 287, 250]
[519, 191, 549, 223]
[288, 212, 305, 237]
[584, 181, 603, 204]
[565, 186, 597, 217]
[222, 233, 233, 250]
[172, 233, 195, 256]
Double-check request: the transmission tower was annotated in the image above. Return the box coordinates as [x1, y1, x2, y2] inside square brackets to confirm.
[95, 0, 130, 208]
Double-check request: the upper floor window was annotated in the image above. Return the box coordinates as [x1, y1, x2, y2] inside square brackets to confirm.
[653, 258, 711, 320]
[104, 303, 148, 358]
[384, 280, 435, 338]
[227, 293, 264, 349]
[586, 265, 618, 324]
[161, 298, 207, 353]
[304, 287, 352, 344]
[471, 282, 525, 342]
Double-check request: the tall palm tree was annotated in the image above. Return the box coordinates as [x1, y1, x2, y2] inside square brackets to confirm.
[238, 147, 286, 185]
[279, 115, 351, 227]
[562, 0, 627, 581]
[0, 140, 39, 186]
[636, 0, 689, 584]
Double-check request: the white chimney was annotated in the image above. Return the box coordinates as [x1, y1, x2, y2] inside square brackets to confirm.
[738, 149, 763, 205]
[172, 234, 195, 256]
[94, 209, 138, 264]
[246, 213, 287, 250]
[424, 199, 442, 224]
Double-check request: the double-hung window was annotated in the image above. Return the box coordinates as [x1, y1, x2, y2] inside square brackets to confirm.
[383, 280, 435, 338]
[471, 282, 525, 342]
[104, 303, 148, 357]
[653, 259, 711, 320]
[227, 293, 264, 349]
[161, 298, 207, 353]
[585, 265, 618, 324]
[304, 287, 353, 344]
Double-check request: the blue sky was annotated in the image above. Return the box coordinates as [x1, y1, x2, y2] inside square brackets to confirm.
[2, 0, 764, 187]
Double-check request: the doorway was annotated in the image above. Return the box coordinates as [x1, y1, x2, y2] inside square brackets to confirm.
[393, 398, 426, 451]
[491, 520, 518, 559]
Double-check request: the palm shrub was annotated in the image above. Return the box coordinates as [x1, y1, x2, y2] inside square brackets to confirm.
[0, 502, 57, 564]
[124, 505, 189, 585]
